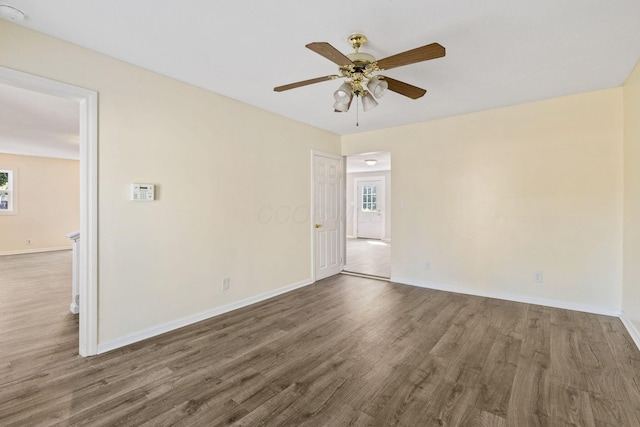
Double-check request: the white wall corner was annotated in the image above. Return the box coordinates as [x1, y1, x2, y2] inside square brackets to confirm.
[97, 278, 314, 354]
[619, 311, 640, 352]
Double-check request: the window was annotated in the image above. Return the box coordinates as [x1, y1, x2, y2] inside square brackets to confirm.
[361, 184, 377, 212]
[0, 169, 15, 214]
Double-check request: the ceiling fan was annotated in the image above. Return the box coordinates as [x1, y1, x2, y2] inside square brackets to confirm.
[274, 34, 445, 113]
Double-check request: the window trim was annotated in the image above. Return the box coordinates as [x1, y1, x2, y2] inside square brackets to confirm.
[0, 168, 17, 215]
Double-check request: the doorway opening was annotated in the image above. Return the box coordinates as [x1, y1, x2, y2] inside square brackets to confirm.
[344, 152, 391, 278]
[0, 66, 98, 356]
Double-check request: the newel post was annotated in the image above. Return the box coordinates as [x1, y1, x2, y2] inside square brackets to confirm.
[66, 230, 81, 314]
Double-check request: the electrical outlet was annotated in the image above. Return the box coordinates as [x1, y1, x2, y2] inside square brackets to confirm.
[425, 261, 432, 271]
[26, 239, 32, 245]
[222, 277, 230, 290]
[534, 271, 543, 283]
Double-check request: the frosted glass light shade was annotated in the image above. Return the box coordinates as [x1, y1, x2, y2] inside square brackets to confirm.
[333, 99, 350, 112]
[367, 77, 388, 99]
[333, 82, 353, 102]
[361, 93, 379, 112]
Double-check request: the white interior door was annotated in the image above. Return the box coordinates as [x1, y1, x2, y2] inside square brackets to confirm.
[356, 179, 384, 239]
[313, 152, 342, 280]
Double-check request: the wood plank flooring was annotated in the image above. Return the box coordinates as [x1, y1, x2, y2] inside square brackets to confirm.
[2, 252, 640, 426]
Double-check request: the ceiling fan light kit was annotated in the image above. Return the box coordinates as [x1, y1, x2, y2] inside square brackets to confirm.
[274, 33, 445, 120]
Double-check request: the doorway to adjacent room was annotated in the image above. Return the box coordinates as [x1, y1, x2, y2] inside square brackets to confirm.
[0, 66, 98, 356]
[344, 152, 391, 279]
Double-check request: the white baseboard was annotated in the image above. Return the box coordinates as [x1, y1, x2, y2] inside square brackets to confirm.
[619, 311, 640, 351]
[96, 275, 640, 355]
[391, 276, 621, 317]
[346, 235, 356, 239]
[393, 277, 639, 352]
[97, 277, 314, 354]
[0, 246, 71, 256]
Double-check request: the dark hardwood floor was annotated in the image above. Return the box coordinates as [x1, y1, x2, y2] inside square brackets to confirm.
[1, 251, 640, 426]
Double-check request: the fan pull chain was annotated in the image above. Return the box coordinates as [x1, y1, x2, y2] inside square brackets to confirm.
[356, 96, 359, 127]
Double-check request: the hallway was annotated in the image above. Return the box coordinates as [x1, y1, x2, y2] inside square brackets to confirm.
[344, 238, 391, 278]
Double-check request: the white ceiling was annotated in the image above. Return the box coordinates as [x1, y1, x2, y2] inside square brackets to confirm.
[2, 0, 640, 138]
[347, 152, 391, 174]
[0, 82, 79, 159]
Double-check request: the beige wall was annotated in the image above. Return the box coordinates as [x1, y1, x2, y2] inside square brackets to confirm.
[2, 19, 634, 350]
[343, 88, 624, 312]
[0, 21, 341, 344]
[623, 60, 640, 334]
[0, 153, 79, 253]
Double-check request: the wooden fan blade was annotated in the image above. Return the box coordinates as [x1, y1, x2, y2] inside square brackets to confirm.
[376, 43, 445, 70]
[381, 76, 427, 99]
[306, 42, 353, 66]
[274, 75, 337, 92]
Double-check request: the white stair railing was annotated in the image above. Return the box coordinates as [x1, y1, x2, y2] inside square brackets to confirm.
[66, 230, 80, 314]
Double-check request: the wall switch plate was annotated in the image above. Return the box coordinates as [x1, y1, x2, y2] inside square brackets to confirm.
[222, 277, 230, 290]
[534, 271, 543, 283]
[425, 261, 432, 271]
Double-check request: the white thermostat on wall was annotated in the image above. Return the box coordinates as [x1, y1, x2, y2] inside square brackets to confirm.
[131, 184, 155, 201]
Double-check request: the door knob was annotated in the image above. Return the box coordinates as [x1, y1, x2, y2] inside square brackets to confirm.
[315, 224, 322, 228]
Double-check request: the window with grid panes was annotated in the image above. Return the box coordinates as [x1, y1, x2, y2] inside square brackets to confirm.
[0, 169, 14, 213]
[361, 185, 377, 212]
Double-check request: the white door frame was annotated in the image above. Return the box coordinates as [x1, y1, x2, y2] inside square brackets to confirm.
[353, 175, 386, 240]
[311, 150, 344, 282]
[0, 66, 99, 357]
